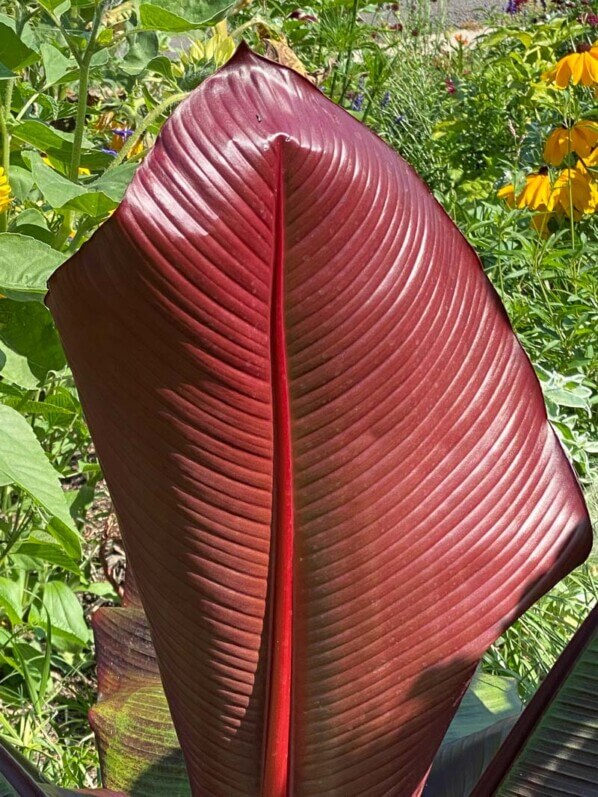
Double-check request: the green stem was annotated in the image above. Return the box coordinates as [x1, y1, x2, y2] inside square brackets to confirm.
[105, 92, 188, 172]
[53, 2, 105, 248]
[338, 0, 360, 105]
[0, 78, 15, 233]
[566, 126, 575, 247]
[68, 3, 104, 182]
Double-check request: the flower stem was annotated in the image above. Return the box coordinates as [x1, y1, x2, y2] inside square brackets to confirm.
[566, 126, 575, 247]
[68, 3, 105, 182]
[338, 0, 360, 105]
[54, 2, 105, 249]
[0, 79, 15, 233]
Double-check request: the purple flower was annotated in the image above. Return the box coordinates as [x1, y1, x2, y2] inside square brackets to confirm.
[381, 91, 391, 108]
[112, 127, 133, 139]
[506, 0, 527, 12]
[102, 148, 117, 156]
[351, 94, 364, 111]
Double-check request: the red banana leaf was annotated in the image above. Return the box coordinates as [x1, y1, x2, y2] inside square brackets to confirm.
[46, 43, 592, 796]
[471, 602, 598, 796]
[89, 570, 190, 794]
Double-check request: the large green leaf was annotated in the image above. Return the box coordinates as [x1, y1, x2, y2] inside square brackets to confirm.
[121, 32, 159, 75]
[29, 581, 90, 650]
[11, 122, 93, 166]
[471, 604, 598, 796]
[0, 341, 39, 388]
[28, 154, 119, 217]
[423, 672, 522, 797]
[88, 162, 138, 203]
[13, 536, 81, 575]
[0, 299, 66, 382]
[0, 20, 38, 71]
[443, 672, 522, 744]
[0, 404, 80, 558]
[40, 43, 75, 87]
[139, 0, 234, 31]
[5, 166, 35, 203]
[0, 577, 23, 625]
[0, 234, 66, 302]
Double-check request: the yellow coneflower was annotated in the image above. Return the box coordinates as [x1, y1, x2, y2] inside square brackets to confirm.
[530, 211, 554, 238]
[0, 167, 11, 213]
[516, 169, 553, 211]
[497, 183, 516, 207]
[584, 145, 598, 168]
[544, 121, 598, 165]
[551, 167, 594, 216]
[542, 43, 598, 88]
[574, 160, 598, 211]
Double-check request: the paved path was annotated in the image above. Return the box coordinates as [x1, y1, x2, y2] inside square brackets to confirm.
[443, 0, 504, 25]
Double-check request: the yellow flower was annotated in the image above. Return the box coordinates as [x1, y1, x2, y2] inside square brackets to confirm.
[551, 167, 594, 216]
[127, 137, 145, 160]
[543, 121, 598, 165]
[497, 183, 516, 207]
[584, 145, 598, 167]
[574, 160, 598, 211]
[0, 167, 11, 213]
[516, 170, 553, 211]
[530, 211, 554, 237]
[183, 22, 234, 69]
[204, 21, 235, 67]
[542, 44, 598, 88]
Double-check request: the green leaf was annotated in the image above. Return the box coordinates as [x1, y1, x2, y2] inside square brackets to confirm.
[30, 581, 90, 650]
[6, 166, 34, 202]
[29, 153, 85, 206]
[424, 672, 522, 797]
[29, 154, 118, 217]
[121, 31, 159, 75]
[0, 774, 18, 796]
[88, 161, 138, 203]
[0, 404, 80, 559]
[14, 535, 81, 575]
[11, 121, 92, 163]
[0, 341, 39, 388]
[40, 43, 75, 87]
[0, 21, 38, 71]
[0, 62, 16, 79]
[472, 607, 598, 797]
[12, 208, 48, 231]
[444, 672, 522, 744]
[0, 577, 22, 625]
[37, 0, 71, 16]
[0, 234, 66, 302]
[0, 299, 66, 382]
[139, 0, 234, 31]
[147, 54, 176, 82]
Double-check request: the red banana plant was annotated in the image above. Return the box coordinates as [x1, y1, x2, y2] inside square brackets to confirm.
[1, 44, 593, 797]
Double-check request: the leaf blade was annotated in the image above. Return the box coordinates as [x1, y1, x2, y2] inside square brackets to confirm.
[0, 404, 79, 558]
